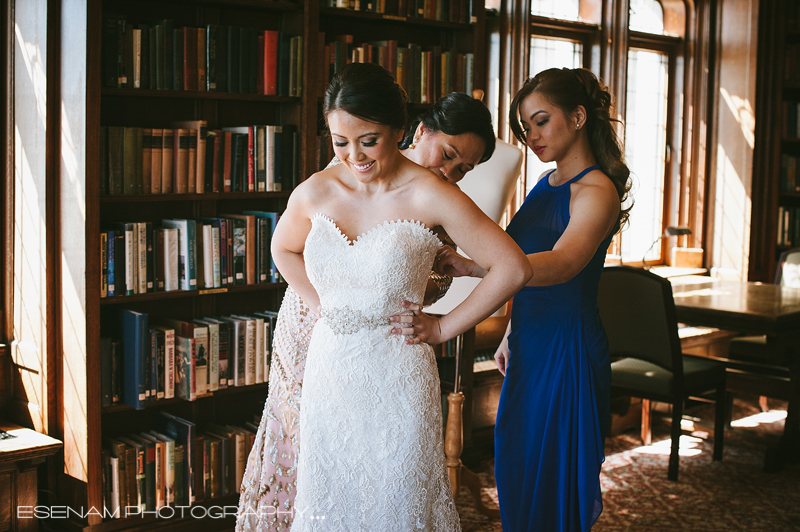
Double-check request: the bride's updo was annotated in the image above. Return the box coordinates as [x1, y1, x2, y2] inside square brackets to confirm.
[324, 62, 409, 133]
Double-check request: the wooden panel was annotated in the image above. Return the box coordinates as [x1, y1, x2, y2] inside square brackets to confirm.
[0, 470, 11, 532]
[710, 0, 759, 280]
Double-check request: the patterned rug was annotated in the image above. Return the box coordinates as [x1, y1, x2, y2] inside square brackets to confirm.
[455, 394, 800, 531]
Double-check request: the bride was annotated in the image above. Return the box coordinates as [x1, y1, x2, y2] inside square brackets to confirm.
[271, 62, 531, 531]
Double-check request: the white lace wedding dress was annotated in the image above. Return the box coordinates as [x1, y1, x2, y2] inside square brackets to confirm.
[291, 213, 461, 532]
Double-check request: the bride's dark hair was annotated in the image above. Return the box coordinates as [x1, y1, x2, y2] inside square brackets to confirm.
[324, 62, 409, 133]
[510, 68, 632, 232]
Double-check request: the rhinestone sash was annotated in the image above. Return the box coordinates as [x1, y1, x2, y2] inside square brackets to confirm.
[319, 307, 392, 335]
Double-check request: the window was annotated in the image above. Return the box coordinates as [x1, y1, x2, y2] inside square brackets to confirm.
[622, 47, 670, 262]
[531, 0, 580, 21]
[620, 0, 681, 264]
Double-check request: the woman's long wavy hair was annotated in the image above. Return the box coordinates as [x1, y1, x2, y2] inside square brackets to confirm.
[510, 68, 632, 232]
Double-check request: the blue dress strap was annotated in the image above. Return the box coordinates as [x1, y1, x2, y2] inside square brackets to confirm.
[560, 164, 600, 187]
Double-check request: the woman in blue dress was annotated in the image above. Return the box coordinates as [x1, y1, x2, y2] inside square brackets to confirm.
[422, 67, 632, 531]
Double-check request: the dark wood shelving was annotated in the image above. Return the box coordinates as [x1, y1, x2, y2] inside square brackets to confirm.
[779, 190, 800, 199]
[319, 6, 474, 29]
[100, 191, 292, 202]
[101, 88, 299, 102]
[100, 282, 287, 305]
[105, 0, 301, 13]
[101, 383, 269, 414]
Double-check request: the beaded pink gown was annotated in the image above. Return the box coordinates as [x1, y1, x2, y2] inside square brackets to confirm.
[236, 286, 317, 531]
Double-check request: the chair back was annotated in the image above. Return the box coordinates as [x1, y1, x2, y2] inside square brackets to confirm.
[598, 266, 683, 376]
[776, 248, 800, 288]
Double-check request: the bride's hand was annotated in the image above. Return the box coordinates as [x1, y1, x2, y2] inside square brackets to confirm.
[389, 301, 443, 345]
[434, 246, 486, 278]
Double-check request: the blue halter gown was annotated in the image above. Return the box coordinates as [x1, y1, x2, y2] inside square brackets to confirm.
[495, 164, 612, 531]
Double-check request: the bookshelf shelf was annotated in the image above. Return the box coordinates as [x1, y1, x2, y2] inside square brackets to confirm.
[100, 283, 287, 305]
[101, 383, 270, 414]
[100, 191, 292, 202]
[319, 7, 475, 29]
[780, 191, 800, 199]
[101, 88, 300, 103]
[104, 0, 302, 13]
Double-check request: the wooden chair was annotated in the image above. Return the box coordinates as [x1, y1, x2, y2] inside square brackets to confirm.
[726, 248, 800, 396]
[598, 266, 727, 481]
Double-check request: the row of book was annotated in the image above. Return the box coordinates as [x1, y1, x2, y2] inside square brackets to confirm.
[101, 213, 282, 299]
[780, 154, 800, 193]
[777, 205, 800, 247]
[786, 44, 800, 83]
[322, 0, 477, 23]
[102, 411, 260, 517]
[322, 35, 474, 104]
[103, 308, 277, 410]
[100, 123, 298, 196]
[102, 15, 303, 96]
[784, 101, 800, 139]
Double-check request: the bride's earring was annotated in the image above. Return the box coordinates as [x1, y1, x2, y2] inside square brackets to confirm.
[410, 137, 419, 149]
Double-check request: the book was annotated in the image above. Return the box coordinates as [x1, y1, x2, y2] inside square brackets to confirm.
[242, 211, 279, 282]
[228, 217, 247, 285]
[171, 120, 208, 194]
[155, 412, 196, 505]
[161, 219, 197, 290]
[206, 24, 218, 91]
[224, 214, 256, 284]
[161, 227, 179, 291]
[150, 128, 163, 193]
[194, 319, 220, 392]
[116, 436, 146, 511]
[183, 26, 198, 91]
[174, 334, 196, 401]
[117, 309, 149, 400]
[263, 30, 279, 95]
[107, 126, 124, 195]
[151, 325, 175, 399]
[161, 129, 174, 193]
[218, 316, 245, 387]
[172, 128, 191, 194]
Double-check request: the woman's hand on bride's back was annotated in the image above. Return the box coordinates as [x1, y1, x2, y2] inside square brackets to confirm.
[390, 301, 444, 345]
[434, 246, 487, 279]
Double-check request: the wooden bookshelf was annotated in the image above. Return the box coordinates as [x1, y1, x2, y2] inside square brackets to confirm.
[56, 0, 487, 530]
[750, 0, 800, 281]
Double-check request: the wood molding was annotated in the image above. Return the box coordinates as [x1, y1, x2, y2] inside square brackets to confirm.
[3, 0, 13, 345]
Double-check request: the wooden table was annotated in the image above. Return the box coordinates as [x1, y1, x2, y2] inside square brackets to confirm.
[669, 276, 800, 469]
[670, 276, 800, 335]
[0, 421, 62, 532]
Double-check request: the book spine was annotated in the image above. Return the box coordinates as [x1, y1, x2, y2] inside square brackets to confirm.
[165, 328, 175, 399]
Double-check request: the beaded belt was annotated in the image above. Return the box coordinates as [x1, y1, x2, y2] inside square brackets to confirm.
[319, 307, 392, 335]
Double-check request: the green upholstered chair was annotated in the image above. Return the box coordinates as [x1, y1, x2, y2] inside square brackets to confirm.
[598, 266, 726, 481]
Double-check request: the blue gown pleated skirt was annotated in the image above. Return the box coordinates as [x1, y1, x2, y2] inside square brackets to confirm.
[495, 166, 611, 532]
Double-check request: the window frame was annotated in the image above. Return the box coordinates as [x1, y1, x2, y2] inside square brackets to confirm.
[2, 0, 11, 344]
[621, 31, 682, 266]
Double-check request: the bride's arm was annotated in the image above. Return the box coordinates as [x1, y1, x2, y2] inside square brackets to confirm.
[392, 181, 531, 344]
[271, 180, 321, 311]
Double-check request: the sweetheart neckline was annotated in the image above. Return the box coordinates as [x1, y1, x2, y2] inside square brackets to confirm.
[311, 213, 437, 247]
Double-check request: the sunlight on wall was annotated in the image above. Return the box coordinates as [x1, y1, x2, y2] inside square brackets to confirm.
[13, 2, 48, 434]
[719, 87, 755, 150]
[712, 145, 752, 279]
[710, 0, 757, 281]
